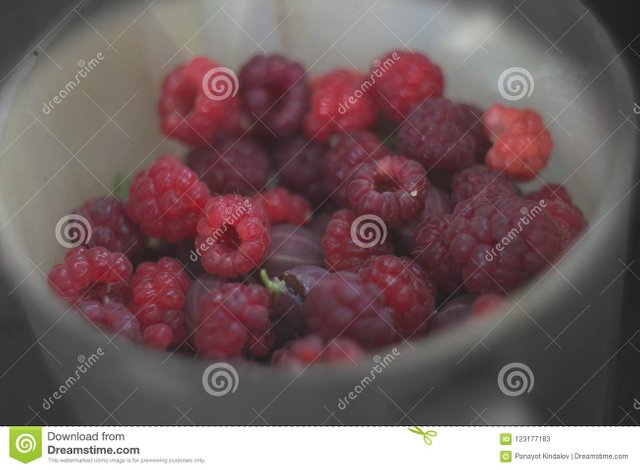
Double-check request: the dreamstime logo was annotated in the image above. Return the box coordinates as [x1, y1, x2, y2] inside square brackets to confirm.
[350, 214, 388, 249]
[202, 362, 239, 397]
[15, 434, 37, 454]
[42, 52, 105, 115]
[634, 102, 640, 115]
[338, 349, 399, 410]
[202, 66, 239, 101]
[338, 51, 400, 115]
[41, 348, 104, 411]
[55, 214, 92, 248]
[484, 200, 547, 262]
[497, 362, 535, 397]
[9, 427, 42, 463]
[498, 67, 535, 101]
[190, 200, 251, 261]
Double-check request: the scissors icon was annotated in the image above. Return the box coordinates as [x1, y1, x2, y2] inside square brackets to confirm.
[408, 426, 437, 445]
[633, 398, 640, 411]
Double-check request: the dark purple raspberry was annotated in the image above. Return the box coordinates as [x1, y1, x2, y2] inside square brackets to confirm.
[184, 274, 225, 336]
[261, 265, 328, 344]
[358, 255, 436, 337]
[398, 98, 478, 172]
[185, 139, 271, 196]
[273, 136, 327, 204]
[303, 272, 397, 348]
[412, 214, 462, 293]
[323, 131, 388, 206]
[261, 224, 324, 278]
[451, 164, 520, 205]
[432, 295, 474, 330]
[239, 54, 309, 137]
[413, 196, 563, 294]
[272, 335, 364, 370]
[348, 155, 428, 226]
[322, 209, 394, 272]
[393, 186, 452, 256]
[460, 104, 491, 161]
[75, 197, 145, 258]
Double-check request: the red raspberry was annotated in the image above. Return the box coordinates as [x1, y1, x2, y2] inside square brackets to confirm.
[48, 246, 132, 304]
[527, 185, 585, 249]
[142, 324, 174, 350]
[322, 209, 393, 272]
[194, 283, 273, 359]
[303, 272, 397, 348]
[272, 335, 364, 369]
[129, 257, 190, 347]
[471, 293, 508, 316]
[255, 188, 311, 226]
[413, 196, 563, 294]
[459, 104, 491, 160]
[185, 139, 271, 196]
[303, 69, 375, 142]
[159, 56, 242, 145]
[358, 255, 436, 337]
[370, 50, 444, 121]
[323, 131, 388, 206]
[75, 197, 145, 258]
[195, 195, 270, 277]
[125, 155, 209, 243]
[273, 136, 327, 204]
[76, 300, 141, 342]
[397, 98, 478, 172]
[412, 214, 461, 293]
[348, 155, 428, 226]
[450, 164, 520, 205]
[483, 104, 553, 181]
[239, 54, 309, 137]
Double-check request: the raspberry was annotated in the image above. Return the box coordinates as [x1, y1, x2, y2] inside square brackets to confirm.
[194, 283, 274, 359]
[483, 104, 553, 181]
[125, 155, 209, 243]
[371, 50, 444, 121]
[397, 98, 478, 172]
[413, 196, 563, 294]
[75, 197, 145, 258]
[185, 139, 271, 196]
[412, 214, 462, 293]
[76, 300, 141, 342]
[303, 272, 397, 348]
[273, 136, 327, 204]
[159, 56, 242, 145]
[358, 255, 436, 337]
[255, 188, 311, 226]
[322, 209, 393, 272]
[323, 131, 388, 206]
[239, 54, 309, 137]
[303, 70, 375, 142]
[459, 104, 491, 160]
[48, 246, 132, 304]
[272, 335, 364, 369]
[129, 257, 190, 347]
[527, 184, 572, 204]
[527, 185, 585, 249]
[433, 295, 473, 330]
[348, 155, 428, 226]
[450, 164, 520, 205]
[142, 324, 173, 350]
[470, 293, 508, 316]
[195, 195, 270, 277]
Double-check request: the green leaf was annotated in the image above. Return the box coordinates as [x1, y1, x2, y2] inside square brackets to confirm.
[113, 173, 130, 202]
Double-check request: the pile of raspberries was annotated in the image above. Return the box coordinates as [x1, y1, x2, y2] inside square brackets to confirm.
[47, 50, 585, 370]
